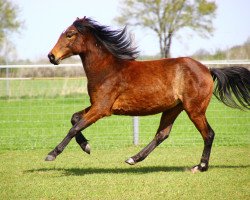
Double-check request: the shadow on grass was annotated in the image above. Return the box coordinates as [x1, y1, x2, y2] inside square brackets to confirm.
[25, 164, 250, 176]
[26, 166, 185, 176]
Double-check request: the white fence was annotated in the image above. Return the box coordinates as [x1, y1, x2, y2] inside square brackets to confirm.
[0, 61, 249, 150]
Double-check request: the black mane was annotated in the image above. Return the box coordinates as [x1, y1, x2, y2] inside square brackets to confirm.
[73, 17, 139, 60]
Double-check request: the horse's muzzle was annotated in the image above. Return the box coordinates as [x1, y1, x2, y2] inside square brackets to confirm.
[48, 53, 59, 65]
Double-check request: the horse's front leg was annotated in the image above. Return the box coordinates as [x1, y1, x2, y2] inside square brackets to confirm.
[45, 106, 109, 161]
[71, 107, 91, 154]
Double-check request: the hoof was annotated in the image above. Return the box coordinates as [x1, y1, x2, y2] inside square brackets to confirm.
[80, 143, 90, 154]
[45, 155, 56, 161]
[191, 164, 208, 173]
[125, 158, 136, 165]
[84, 143, 91, 154]
[191, 165, 200, 173]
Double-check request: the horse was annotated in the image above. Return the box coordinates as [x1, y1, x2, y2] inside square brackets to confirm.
[47, 17, 250, 173]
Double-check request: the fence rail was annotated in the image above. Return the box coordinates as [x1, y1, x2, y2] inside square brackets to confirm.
[1, 60, 250, 69]
[0, 61, 249, 150]
[0, 64, 82, 69]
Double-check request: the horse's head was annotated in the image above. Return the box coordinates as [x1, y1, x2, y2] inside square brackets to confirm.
[48, 17, 139, 65]
[48, 17, 90, 65]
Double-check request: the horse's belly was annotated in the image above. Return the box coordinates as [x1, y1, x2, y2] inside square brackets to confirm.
[112, 93, 178, 116]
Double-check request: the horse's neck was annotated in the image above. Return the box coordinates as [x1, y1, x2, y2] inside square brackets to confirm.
[79, 51, 117, 83]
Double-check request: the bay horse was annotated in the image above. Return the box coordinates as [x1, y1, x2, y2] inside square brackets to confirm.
[47, 17, 250, 172]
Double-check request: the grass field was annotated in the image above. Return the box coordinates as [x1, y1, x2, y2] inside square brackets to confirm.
[0, 78, 249, 199]
[0, 147, 249, 200]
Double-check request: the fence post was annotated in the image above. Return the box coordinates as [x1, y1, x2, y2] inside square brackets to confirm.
[6, 65, 10, 97]
[133, 116, 139, 145]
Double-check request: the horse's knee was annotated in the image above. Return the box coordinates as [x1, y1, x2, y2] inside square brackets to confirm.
[71, 112, 82, 125]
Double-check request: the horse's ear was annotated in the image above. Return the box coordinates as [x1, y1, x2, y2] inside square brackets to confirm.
[76, 17, 80, 20]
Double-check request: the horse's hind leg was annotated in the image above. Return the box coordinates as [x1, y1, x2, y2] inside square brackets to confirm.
[187, 112, 215, 173]
[71, 108, 91, 154]
[126, 104, 183, 165]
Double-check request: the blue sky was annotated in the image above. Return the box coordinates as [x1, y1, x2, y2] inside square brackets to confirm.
[12, 0, 250, 60]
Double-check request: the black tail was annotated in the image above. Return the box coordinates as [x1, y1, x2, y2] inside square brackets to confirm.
[210, 66, 250, 110]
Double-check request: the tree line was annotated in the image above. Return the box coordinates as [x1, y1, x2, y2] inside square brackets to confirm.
[192, 37, 250, 60]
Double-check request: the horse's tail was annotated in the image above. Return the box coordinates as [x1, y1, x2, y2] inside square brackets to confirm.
[210, 66, 250, 110]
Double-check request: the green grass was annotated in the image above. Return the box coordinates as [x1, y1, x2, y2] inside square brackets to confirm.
[0, 78, 249, 199]
[0, 147, 249, 200]
[0, 94, 249, 150]
[0, 78, 87, 99]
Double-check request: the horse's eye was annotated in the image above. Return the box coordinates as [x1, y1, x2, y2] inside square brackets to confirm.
[66, 34, 72, 39]
[66, 31, 76, 39]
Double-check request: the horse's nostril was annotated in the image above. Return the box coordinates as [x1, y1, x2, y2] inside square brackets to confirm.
[48, 53, 55, 61]
[48, 53, 59, 65]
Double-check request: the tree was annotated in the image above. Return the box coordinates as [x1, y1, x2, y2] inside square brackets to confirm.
[0, 0, 22, 63]
[115, 0, 217, 58]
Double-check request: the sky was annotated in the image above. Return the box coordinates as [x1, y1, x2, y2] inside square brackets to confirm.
[11, 0, 250, 61]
